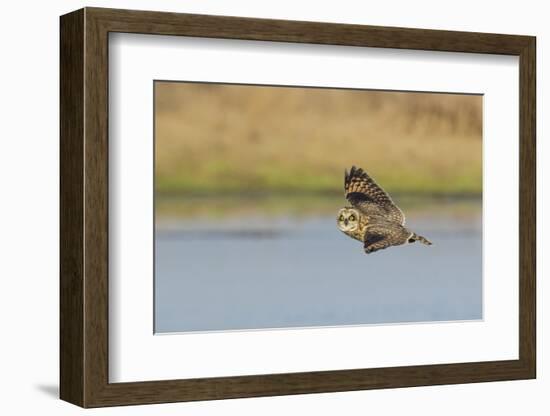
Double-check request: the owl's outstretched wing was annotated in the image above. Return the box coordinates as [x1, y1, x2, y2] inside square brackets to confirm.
[363, 230, 393, 254]
[362, 222, 408, 254]
[345, 166, 405, 225]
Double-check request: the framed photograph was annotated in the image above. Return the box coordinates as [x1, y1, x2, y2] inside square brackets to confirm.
[60, 7, 536, 408]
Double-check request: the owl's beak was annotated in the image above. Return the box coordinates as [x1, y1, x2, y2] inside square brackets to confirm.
[344, 219, 349, 226]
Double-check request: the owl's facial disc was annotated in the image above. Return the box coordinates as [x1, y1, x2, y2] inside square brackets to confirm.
[337, 208, 360, 232]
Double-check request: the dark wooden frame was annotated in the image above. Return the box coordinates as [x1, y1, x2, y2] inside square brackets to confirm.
[60, 7, 536, 408]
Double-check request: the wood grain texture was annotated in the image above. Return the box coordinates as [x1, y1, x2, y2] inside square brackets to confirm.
[83, 10, 110, 406]
[59, 8, 84, 407]
[59, 7, 537, 408]
[88, 7, 532, 54]
[518, 38, 536, 375]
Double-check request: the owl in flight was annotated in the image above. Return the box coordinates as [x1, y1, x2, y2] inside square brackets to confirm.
[337, 166, 432, 254]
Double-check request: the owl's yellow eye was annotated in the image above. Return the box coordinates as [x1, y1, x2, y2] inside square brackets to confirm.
[349, 215, 356, 221]
[339, 215, 345, 221]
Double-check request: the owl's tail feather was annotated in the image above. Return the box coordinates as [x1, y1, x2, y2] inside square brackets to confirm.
[412, 233, 432, 245]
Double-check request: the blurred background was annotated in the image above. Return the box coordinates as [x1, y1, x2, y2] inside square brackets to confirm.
[154, 82, 482, 333]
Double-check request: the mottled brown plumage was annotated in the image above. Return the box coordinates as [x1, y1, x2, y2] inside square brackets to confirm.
[337, 166, 432, 254]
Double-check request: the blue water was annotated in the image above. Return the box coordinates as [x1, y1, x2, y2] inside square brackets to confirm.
[154, 214, 482, 333]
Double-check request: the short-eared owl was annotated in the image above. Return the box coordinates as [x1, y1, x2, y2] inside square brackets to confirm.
[337, 166, 432, 254]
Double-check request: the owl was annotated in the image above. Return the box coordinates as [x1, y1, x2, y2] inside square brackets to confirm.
[337, 166, 432, 254]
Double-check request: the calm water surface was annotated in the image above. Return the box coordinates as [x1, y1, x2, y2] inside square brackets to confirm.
[154, 207, 482, 333]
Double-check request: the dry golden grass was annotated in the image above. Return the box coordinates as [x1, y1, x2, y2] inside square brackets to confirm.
[155, 82, 482, 195]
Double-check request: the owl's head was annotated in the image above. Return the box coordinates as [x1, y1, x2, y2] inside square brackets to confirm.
[337, 207, 361, 232]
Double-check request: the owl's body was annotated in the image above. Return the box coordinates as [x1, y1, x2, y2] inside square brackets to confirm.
[337, 166, 432, 254]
